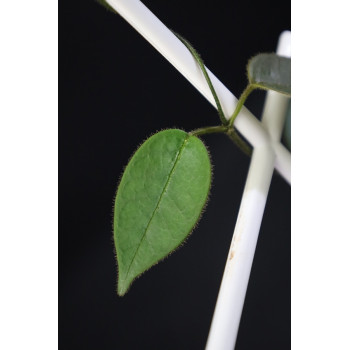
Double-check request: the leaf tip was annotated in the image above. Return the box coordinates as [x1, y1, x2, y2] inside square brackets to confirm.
[117, 278, 130, 297]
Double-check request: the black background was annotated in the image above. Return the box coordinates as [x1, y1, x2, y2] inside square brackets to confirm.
[60, 0, 291, 349]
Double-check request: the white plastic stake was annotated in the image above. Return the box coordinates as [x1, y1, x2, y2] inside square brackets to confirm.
[105, 0, 291, 184]
[205, 31, 291, 350]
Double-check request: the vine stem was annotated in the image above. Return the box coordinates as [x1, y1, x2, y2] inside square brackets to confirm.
[226, 129, 252, 157]
[190, 126, 251, 157]
[174, 33, 252, 155]
[189, 125, 228, 137]
[228, 85, 254, 128]
[173, 32, 228, 126]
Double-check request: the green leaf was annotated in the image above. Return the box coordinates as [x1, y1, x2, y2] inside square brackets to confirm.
[114, 129, 211, 295]
[247, 53, 291, 96]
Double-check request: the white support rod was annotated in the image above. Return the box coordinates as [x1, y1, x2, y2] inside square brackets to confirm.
[206, 146, 275, 350]
[205, 32, 290, 350]
[106, 0, 291, 184]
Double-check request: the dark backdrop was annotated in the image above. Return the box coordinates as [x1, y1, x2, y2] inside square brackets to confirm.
[60, 0, 291, 349]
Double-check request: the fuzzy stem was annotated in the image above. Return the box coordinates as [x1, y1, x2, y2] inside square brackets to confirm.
[228, 85, 255, 128]
[226, 129, 252, 157]
[173, 32, 228, 126]
[190, 125, 228, 137]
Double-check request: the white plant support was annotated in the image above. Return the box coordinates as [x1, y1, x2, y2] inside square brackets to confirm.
[105, 0, 291, 348]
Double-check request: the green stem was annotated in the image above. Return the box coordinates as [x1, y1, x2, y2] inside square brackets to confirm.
[173, 31, 228, 126]
[228, 84, 255, 128]
[190, 125, 252, 157]
[173, 31, 253, 156]
[190, 125, 228, 137]
[226, 129, 252, 157]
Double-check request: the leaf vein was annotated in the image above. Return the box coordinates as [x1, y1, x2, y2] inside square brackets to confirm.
[123, 135, 190, 282]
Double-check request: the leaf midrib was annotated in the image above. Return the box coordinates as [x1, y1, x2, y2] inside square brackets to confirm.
[123, 135, 190, 282]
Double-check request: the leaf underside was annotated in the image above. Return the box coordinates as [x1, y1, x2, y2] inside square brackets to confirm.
[114, 129, 211, 295]
[248, 53, 291, 96]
